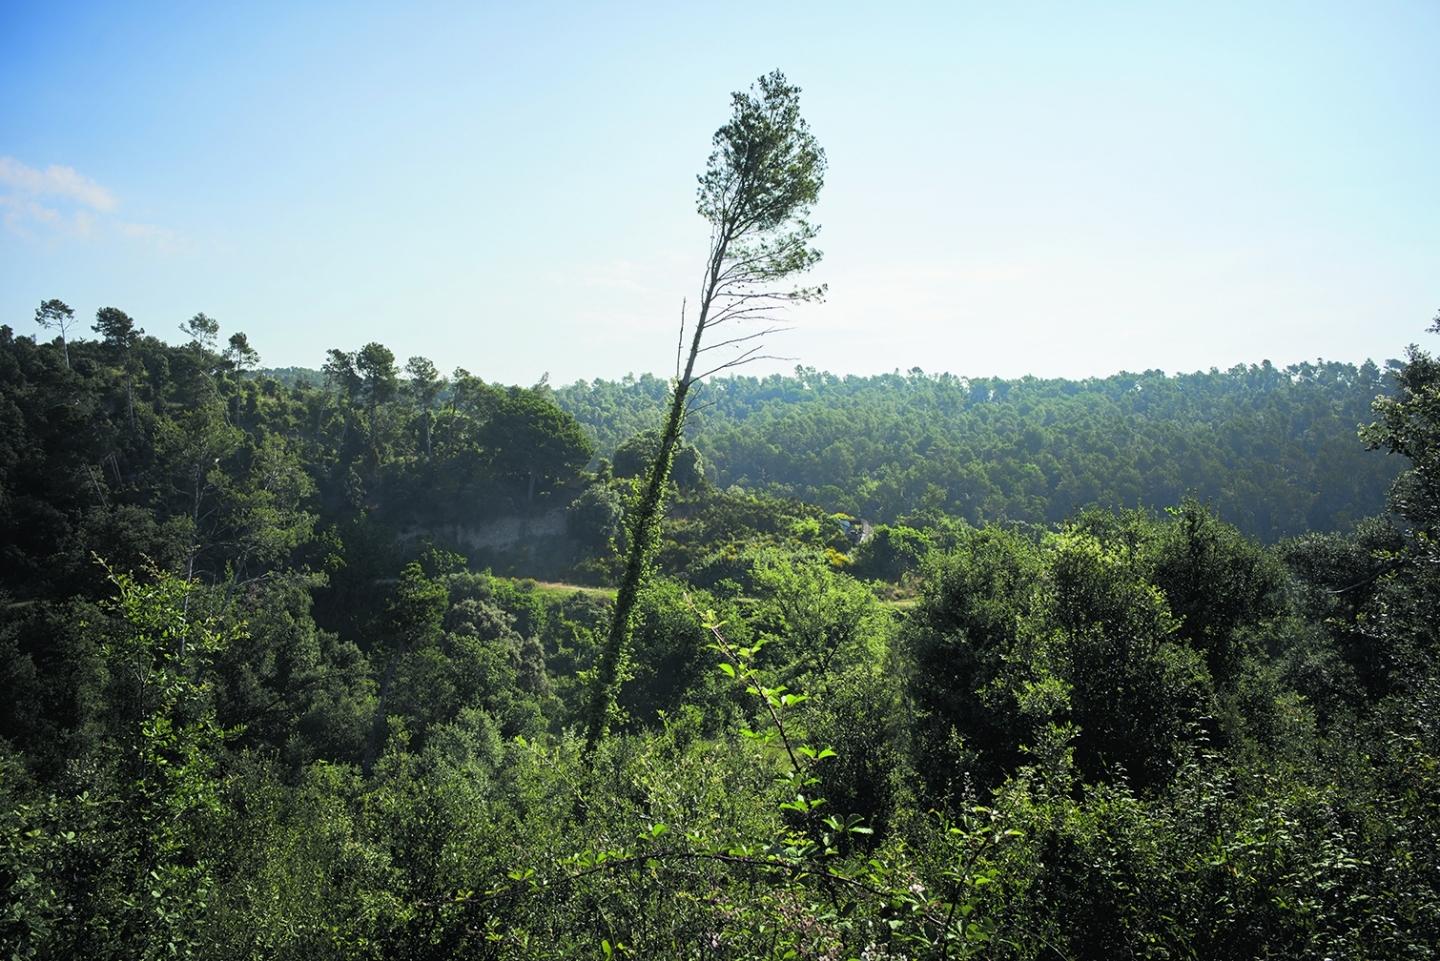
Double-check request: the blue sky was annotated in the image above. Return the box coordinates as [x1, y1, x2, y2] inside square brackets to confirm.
[2, 0, 1436, 385]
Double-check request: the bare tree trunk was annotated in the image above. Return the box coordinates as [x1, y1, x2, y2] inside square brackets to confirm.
[84, 464, 107, 506]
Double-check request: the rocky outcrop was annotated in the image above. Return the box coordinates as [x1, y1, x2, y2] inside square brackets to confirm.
[409, 507, 569, 552]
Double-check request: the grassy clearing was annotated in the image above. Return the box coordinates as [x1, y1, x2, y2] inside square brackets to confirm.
[523, 580, 618, 602]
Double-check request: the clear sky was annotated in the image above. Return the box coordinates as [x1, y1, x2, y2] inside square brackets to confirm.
[2, 0, 1436, 386]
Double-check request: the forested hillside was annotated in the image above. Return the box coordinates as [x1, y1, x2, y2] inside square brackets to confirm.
[554, 361, 1400, 540]
[264, 357, 1400, 542]
[3, 309, 1439, 958]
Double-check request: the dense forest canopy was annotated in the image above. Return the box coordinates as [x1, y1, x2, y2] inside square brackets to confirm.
[2, 306, 1439, 959]
[555, 360, 1400, 540]
[261, 356, 1401, 544]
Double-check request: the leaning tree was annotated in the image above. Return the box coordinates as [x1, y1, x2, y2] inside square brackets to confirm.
[584, 70, 827, 753]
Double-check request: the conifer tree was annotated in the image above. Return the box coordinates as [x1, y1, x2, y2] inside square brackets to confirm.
[584, 70, 827, 753]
